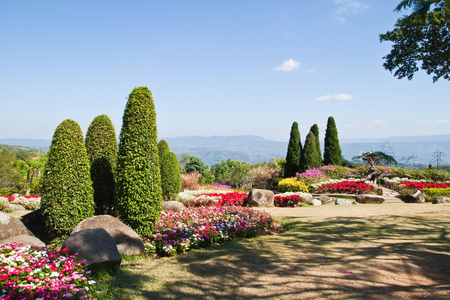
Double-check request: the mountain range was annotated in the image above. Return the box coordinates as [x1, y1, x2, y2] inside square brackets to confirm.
[1, 134, 449, 166]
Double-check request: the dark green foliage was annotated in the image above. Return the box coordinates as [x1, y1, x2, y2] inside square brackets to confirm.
[158, 140, 181, 201]
[309, 124, 322, 164]
[323, 116, 343, 166]
[300, 132, 322, 172]
[184, 155, 214, 184]
[211, 159, 250, 188]
[115, 87, 162, 237]
[85, 114, 118, 215]
[284, 122, 302, 177]
[0, 148, 20, 190]
[40, 119, 95, 239]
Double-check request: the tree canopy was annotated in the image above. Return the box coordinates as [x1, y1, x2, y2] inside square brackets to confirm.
[380, 0, 450, 82]
[284, 122, 302, 177]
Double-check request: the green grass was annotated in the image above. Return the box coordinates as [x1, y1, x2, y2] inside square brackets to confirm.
[93, 205, 450, 299]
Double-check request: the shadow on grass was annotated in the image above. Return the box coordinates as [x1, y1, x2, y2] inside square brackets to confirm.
[98, 213, 450, 299]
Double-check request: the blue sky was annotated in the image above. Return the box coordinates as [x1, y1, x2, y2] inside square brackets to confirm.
[0, 0, 448, 143]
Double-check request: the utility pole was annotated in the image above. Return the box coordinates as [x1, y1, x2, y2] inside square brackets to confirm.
[381, 141, 396, 166]
[430, 150, 448, 170]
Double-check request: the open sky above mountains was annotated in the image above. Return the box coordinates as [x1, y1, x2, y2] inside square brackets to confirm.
[0, 1, 448, 143]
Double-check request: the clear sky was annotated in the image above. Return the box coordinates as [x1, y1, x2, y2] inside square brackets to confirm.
[0, 0, 448, 143]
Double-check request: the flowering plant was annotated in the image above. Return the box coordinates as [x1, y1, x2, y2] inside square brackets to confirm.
[0, 195, 41, 212]
[0, 243, 96, 299]
[316, 180, 375, 194]
[200, 184, 232, 190]
[277, 178, 309, 193]
[398, 181, 450, 190]
[296, 167, 327, 186]
[176, 190, 247, 207]
[148, 206, 273, 256]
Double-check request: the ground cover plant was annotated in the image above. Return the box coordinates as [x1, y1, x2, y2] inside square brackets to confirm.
[176, 190, 248, 207]
[313, 180, 375, 194]
[0, 195, 40, 212]
[274, 192, 312, 207]
[0, 243, 96, 299]
[146, 206, 273, 256]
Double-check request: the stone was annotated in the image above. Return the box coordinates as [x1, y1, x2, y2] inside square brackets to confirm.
[335, 198, 353, 205]
[308, 199, 322, 206]
[62, 228, 121, 269]
[316, 195, 333, 204]
[0, 235, 45, 247]
[433, 196, 450, 204]
[163, 201, 186, 212]
[0, 211, 34, 240]
[403, 190, 429, 203]
[21, 209, 50, 244]
[72, 215, 144, 255]
[244, 189, 274, 207]
[10, 204, 25, 211]
[356, 194, 385, 204]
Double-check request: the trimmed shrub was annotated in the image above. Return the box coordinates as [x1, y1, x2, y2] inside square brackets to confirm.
[309, 124, 322, 163]
[422, 187, 450, 198]
[300, 131, 322, 172]
[278, 178, 309, 193]
[40, 119, 95, 239]
[284, 122, 302, 177]
[116, 87, 162, 237]
[158, 140, 182, 201]
[323, 116, 343, 166]
[85, 114, 118, 215]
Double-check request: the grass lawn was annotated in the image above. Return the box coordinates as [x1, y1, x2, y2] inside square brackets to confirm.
[96, 203, 450, 299]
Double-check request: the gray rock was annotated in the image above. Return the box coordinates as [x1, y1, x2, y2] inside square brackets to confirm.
[356, 194, 385, 204]
[10, 204, 26, 211]
[0, 212, 34, 240]
[244, 189, 274, 207]
[433, 196, 450, 204]
[316, 195, 334, 204]
[0, 235, 45, 247]
[335, 198, 353, 205]
[403, 190, 429, 203]
[308, 199, 322, 206]
[62, 228, 121, 269]
[163, 201, 186, 212]
[72, 215, 144, 256]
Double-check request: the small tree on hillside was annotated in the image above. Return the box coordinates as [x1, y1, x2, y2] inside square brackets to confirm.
[309, 124, 322, 164]
[116, 87, 162, 237]
[158, 140, 181, 200]
[85, 114, 118, 215]
[284, 122, 302, 177]
[323, 116, 343, 166]
[41, 119, 94, 239]
[300, 131, 322, 172]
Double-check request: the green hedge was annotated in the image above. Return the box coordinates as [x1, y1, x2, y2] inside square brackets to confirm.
[41, 119, 95, 239]
[158, 140, 181, 201]
[422, 188, 450, 198]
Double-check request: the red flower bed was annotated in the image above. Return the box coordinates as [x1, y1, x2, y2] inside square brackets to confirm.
[1, 195, 41, 202]
[317, 181, 374, 194]
[193, 192, 248, 206]
[274, 194, 305, 207]
[399, 181, 450, 190]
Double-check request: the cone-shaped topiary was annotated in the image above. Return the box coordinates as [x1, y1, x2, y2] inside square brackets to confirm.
[285, 122, 302, 177]
[116, 87, 162, 237]
[41, 119, 95, 239]
[85, 114, 118, 215]
[323, 116, 343, 166]
[309, 124, 322, 165]
[300, 131, 322, 172]
[158, 140, 181, 201]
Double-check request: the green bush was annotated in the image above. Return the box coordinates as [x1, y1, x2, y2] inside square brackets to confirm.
[320, 165, 350, 179]
[399, 188, 416, 198]
[40, 119, 95, 239]
[116, 87, 162, 237]
[158, 140, 181, 201]
[85, 114, 118, 215]
[323, 116, 343, 166]
[284, 122, 301, 177]
[422, 188, 450, 198]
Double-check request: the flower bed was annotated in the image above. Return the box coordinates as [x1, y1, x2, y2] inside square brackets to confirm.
[148, 206, 273, 256]
[274, 192, 312, 207]
[0, 243, 96, 299]
[398, 181, 450, 190]
[0, 195, 41, 212]
[176, 190, 247, 207]
[315, 180, 375, 194]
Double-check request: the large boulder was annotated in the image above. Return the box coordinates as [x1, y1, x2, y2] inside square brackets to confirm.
[163, 201, 186, 212]
[244, 189, 274, 207]
[335, 198, 353, 205]
[0, 212, 33, 240]
[0, 235, 45, 247]
[403, 190, 429, 203]
[72, 215, 144, 255]
[356, 194, 385, 204]
[433, 196, 450, 204]
[62, 228, 121, 269]
[308, 199, 322, 206]
[316, 195, 334, 204]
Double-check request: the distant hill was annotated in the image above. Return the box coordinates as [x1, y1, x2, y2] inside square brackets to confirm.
[1, 135, 449, 166]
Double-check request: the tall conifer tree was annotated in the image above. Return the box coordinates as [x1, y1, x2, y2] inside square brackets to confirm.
[309, 124, 322, 164]
[323, 116, 343, 166]
[284, 122, 302, 177]
[116, 87, 162, 237]
[300, 131, 322, 172]
[158, 140, 181, 201]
